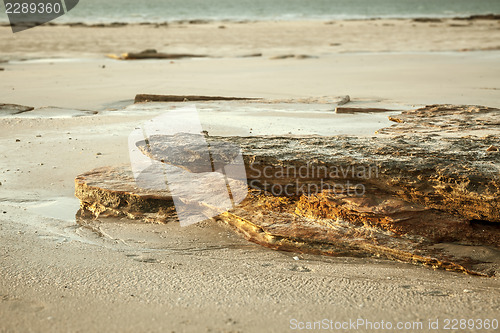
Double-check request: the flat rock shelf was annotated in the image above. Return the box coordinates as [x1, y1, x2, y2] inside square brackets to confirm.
[75, 104, 500, 276]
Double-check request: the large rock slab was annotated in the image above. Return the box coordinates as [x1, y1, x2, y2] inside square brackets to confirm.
[75, 164, 499, 276]
[139, 106, 500, 223]
[75, 104, 500, 276]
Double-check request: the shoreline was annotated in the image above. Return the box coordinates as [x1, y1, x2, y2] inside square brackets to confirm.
[1, 13, 499, 28]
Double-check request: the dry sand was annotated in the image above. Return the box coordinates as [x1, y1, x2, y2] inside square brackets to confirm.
[0, 19, 499, 332]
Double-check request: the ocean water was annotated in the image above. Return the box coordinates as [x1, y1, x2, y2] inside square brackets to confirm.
[1, 0, 500, 23]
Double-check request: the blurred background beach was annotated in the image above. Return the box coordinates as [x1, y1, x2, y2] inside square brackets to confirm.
[2, 0, 500, 23]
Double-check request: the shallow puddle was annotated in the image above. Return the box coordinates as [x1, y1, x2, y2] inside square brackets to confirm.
[26, 196, 81, 222]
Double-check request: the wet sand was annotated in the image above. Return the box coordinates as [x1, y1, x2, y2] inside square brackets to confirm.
[0, 18, 499, 332]
[1, 52, 500, 111]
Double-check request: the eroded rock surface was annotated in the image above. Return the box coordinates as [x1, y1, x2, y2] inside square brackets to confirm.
[140, 106, 500, 223]
[75, 104, 500, 276]
[75, 166, 177, 223]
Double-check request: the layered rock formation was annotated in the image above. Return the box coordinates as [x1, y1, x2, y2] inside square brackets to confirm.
[75, 104, 500, 276]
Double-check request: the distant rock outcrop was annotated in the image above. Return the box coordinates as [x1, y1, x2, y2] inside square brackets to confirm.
[0, 103, 34, 115]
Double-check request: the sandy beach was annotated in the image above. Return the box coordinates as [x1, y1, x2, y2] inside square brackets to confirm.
[1, 18, 499, 332]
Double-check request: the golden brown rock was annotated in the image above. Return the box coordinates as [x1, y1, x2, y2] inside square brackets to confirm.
[75, 165, 499, 276]
[75, 104, 500, 276]
[75, 165, 177, 223]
